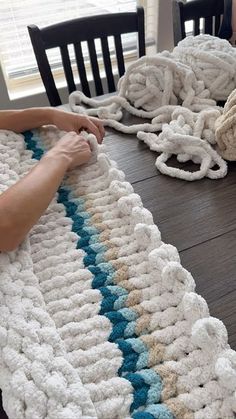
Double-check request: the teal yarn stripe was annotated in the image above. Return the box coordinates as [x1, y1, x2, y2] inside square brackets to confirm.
[23, 130, 174, 419]
[23, 130, 44, 159]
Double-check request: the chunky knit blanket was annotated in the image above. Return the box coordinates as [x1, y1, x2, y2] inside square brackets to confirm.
[69, 35, 236, 181]
[0, 127, 236, 419]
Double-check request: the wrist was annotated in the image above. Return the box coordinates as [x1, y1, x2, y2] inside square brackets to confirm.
[46, 108, 58, 126]
[25, 107, 55, 127]
[42, 148, 72, 171]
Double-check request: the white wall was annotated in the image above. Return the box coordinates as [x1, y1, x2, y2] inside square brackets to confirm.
[157, 0, 174, 52]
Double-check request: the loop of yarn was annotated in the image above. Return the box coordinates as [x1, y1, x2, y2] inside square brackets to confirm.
[85, 133, 99, 164]
[0, 127, 236, 418]
[191, 317, 228, 353]
[117, 193, 143, 215]
[69, 51, 216, 126]
[138, 108, 227, 181]
[69, 35, 236, 180]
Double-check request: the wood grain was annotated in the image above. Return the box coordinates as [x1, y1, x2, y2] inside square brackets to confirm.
[133, 168, 236, 250]
[105, 134, 158, 183]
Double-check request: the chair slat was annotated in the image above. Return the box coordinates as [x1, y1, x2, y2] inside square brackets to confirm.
[172, 0, 228, 46]
[60, 45, 76, 94]
[87, 39, 104, 96]
[101, 37, 115, 93]
[215, 15, 221, 35]
[74, 42, 91, 98]
[114, 35, 125, 77]
[28, 25, 61, 106]
[179, 2, 186, 39]
[193, 18, 200, 35]
[28, 7, 145, 103]
[137, 6, 145, 57]
[204, 16, 213, 34]
[218, 0, 232, 38]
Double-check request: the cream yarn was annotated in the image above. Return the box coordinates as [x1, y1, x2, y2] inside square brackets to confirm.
[215, 88, 236, 160]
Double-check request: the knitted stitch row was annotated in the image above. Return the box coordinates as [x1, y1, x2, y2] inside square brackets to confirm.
[69, 35, 236, 181]
[0, 127, 235, 418]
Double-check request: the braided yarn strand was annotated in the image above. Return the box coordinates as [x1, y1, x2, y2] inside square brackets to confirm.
[0, 126, 235, 418]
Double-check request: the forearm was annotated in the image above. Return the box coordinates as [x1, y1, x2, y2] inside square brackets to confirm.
[0, 152, 69, 251]
[0, 107, 105, 142]
[0, 108, 55, 132]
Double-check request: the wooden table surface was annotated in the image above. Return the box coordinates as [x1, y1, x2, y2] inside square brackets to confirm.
[1, 106, 236, 418]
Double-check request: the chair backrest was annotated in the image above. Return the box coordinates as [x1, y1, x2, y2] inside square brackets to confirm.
[28, 7, 145, 106]
[172, 0, 230, 46]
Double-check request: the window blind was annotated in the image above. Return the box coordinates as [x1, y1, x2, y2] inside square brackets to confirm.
[0, 0, 157, 100]
[0, 0, 155, 82]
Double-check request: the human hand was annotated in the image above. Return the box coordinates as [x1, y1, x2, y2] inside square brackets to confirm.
[46, 131, 92, 170]
[51, 109, 105, 143]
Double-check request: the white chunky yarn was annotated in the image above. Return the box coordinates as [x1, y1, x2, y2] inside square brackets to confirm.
[69, 53, 216, 131]
[69, 35, 236, 181]
[0, 127, 235, 418]
[137, 107, 227, 180]
[172, 35, 236, 101]
[0, 131, 97, 419]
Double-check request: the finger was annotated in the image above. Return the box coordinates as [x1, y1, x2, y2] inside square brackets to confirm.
[79, 148, 92, 161]
[66, 131, 77, 137]
[90, 117, 105, 140]
[81, 140, 91, 150]
[77, 137, 92, 151]
[82, 117, 102, 143]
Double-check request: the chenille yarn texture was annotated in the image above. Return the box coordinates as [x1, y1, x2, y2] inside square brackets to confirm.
[69, 35, 236, 181]
[0, 127, 236, 419]
[215, 87, 236, 160]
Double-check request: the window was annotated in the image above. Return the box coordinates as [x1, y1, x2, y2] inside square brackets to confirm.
[0, 0, 156, 99]
[182, 0, 205, 36]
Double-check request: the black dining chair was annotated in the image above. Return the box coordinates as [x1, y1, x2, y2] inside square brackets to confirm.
[172, 0, 232, 46]
[0, 391, 8, 419]
[28, 7, 145, 106]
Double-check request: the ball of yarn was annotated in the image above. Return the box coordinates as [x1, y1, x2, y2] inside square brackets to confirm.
[175, 34, 234, 53]
[121, 54, 178, 111]
[215, 88, 236, 160]
[118, 53, 214, 113]
[173, 35, 236, 101]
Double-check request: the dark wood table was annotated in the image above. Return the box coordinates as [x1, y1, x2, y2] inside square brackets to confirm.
[1, 106, 236, 418]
